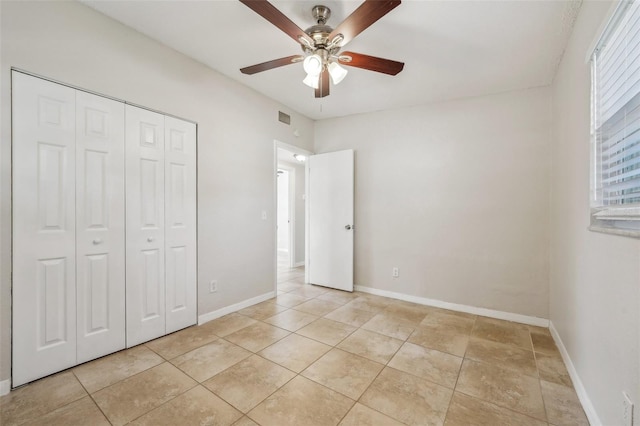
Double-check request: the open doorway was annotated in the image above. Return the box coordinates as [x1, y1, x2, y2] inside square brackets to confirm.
[275, 141, 311, 290]
[276, 167, 293, 266]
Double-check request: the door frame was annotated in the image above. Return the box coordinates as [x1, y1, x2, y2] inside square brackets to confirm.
[273, 141, 313, 291]
[276, 164, 296, 268]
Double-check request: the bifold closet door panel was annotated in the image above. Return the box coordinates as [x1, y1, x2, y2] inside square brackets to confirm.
[126, 105, 166, 347]
[164, 117, 197, 333]
[12, 72, 77, 386]
[76, 91, 126, 363]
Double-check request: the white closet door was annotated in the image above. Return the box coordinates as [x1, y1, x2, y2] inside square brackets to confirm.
[126, 105, 166, 347]
[164, 117, 197, 333]
[12, 72, 77, 386]
[76, 91, 126, 363]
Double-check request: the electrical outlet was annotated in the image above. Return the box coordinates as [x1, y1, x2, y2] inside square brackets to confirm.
[261, 210, 267, 220]
[623, 392, 634, 426]
[209, 280, 218, 293]
[392, 267, 399, 278]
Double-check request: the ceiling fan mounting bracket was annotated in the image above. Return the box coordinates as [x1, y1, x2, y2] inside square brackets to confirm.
[312, 5, 331, 25]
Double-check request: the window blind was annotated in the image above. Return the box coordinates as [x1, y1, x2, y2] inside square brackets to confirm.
[594, 0, 640, 206]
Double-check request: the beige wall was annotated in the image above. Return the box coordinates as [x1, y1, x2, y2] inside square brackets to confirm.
[550, 1, 640, 424]
[0, 1, 314, 383]
[314, 87, 552, 318]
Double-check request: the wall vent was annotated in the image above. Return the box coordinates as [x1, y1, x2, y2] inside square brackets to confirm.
[278, 111, 291, 125]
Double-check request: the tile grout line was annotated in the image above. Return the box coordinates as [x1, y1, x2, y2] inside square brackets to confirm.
[338, 311, 420, 425]
[238, 280, 355, 425]
[457, 322, 553, 424]
[205, 362, 298, 423]
[74, 348, 165, 394]
[292, 318, 359, 347]
[452, 387, 553, 425]
[124, 381, 201, 425]
[241, 369, 299, 424]
[531, 331, 552, 424]
[71, 370, 113, 425]
[259, 285, 417, 424]
[339, 314, 433, 421]
[450, 323, 554, 424]
[19, 371, 96, 425]
[196, 302, 305, 421]
[441, 314, 477, 425]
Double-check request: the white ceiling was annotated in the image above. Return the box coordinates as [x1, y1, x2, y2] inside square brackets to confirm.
[83, 0, 581, 120]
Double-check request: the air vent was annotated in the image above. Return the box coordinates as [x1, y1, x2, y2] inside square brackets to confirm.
[278, 111, 291, 125]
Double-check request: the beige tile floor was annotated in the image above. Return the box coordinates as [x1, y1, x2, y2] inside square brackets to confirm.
[0, 261, 589, 426]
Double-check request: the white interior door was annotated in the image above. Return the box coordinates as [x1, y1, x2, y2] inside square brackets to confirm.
[164, 116, 197, 333]
[12, 72, 78, 386]
[125, 105, 166, 347]
[76, 91, 126, 363]
[308, 149, 354, 291]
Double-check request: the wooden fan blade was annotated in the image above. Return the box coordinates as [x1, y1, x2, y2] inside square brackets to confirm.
[339, 51, 404, 75]
[315, 70, 330, 98]
[239, 0, 314, 46]
[328, 0, 401, 46]
[240, 55, 303, 75]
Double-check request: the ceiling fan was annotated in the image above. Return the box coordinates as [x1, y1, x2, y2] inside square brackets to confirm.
[239, 0, 405, 98]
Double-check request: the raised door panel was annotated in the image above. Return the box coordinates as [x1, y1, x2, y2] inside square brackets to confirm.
[164, 117, 197, 333]
[76, 91, 125, 363]
[125, 105, 166, 347]
[12, 72, 77, 386]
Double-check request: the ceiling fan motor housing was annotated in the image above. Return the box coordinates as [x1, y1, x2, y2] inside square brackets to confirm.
[303, 5, 343, 59]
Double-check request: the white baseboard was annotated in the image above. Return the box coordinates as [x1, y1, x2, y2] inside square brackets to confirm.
[198, 291, 275, 325]
[354, 285, 549, 327]
[294, 261, 305, 267]
[549, 321, 601, 426]
[0, 379, 10, 396]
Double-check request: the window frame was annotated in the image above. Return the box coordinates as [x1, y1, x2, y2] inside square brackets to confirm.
[589, 0, 640, 238]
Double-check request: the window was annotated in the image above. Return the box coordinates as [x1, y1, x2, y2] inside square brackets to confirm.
[591, 0, 640, 236]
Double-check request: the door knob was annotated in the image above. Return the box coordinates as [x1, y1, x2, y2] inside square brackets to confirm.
[92, 238, 102, 245]
[345, 225, 352, 230]
[147, 237, 154, 242]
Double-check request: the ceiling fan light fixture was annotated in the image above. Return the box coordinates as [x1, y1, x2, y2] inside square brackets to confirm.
[303, 73, 320, 89]
[328, 62, 348, 85]
[303, 54, 323, 76]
